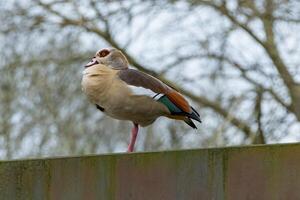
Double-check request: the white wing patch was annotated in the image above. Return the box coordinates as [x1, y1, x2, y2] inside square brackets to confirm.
[128, 85, 163, 99]
[153, 93, 164, 100]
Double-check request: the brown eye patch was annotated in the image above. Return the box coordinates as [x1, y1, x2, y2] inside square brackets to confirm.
[98, 49, 110, 57]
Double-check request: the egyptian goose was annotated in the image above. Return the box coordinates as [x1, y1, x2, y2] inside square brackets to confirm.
[82, 48, 201, 152]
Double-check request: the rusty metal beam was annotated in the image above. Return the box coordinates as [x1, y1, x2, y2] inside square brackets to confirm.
[0, 143, 300, 199]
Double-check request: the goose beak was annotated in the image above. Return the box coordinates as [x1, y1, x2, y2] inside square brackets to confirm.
[85, 57, 99, 68]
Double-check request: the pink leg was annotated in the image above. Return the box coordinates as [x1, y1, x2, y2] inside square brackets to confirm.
[127, 123, 139, 152]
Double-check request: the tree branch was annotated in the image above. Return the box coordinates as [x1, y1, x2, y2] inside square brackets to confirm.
[205, 2, 295, 101]
[253, 89, 266, 144]
[205, 53, 289, 110]
[261, 1, 294, 88]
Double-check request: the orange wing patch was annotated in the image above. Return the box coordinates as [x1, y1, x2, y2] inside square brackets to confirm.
[166, 114, 186, 120]
[166, 91, 192, 113]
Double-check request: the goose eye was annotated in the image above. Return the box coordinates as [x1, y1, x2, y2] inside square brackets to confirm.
[99, 49, 110, 57]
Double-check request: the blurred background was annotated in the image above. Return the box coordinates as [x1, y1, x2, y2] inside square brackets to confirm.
[0, 0, 300, 159]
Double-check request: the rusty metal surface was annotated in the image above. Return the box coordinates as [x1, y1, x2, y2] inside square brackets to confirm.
[0, 143, 300, 200]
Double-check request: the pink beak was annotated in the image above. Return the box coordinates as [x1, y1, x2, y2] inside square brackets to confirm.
[85, 57, 99, 68]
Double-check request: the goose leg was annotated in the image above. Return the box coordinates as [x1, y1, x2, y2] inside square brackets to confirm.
[127, 123, 139, 152]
